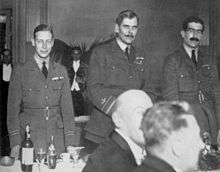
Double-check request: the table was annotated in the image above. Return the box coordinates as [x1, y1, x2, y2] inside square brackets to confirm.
[0, 160, 85, 172]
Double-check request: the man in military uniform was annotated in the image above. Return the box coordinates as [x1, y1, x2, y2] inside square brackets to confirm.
[7, 24, 76, 157]
[162, 16, 220, 144]
[84, 10, 155, 152]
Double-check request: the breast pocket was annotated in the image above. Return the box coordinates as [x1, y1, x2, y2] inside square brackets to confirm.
[22, 85, 40, 103]
[132, 63, 144, 79]
[106, 64, 127, 86]
[51, 81, 63, 101]
[201, 65, 212, 78]
[178, 73, 195, 92]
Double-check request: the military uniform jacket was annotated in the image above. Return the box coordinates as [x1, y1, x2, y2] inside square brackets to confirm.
[85, 39, 154, 143]
[162, 46, 220, 136]
[7, 57, 76, 153]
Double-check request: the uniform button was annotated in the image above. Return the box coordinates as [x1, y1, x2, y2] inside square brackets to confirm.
[29, 88, 32, 91]
[45, 96, 48, 99]
[112, 66, 115, 69]
[180, 75, 184, 78]
[198, 80, 200, 83]
[129, 76, 132, 79]
[45, 85, 48, 88]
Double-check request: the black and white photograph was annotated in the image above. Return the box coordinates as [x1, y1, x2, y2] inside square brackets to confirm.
[1, 0, 220, 172]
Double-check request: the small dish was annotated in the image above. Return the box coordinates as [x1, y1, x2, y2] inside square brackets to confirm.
[0, 156, 15, 166]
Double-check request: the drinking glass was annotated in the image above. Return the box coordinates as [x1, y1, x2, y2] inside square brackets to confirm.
[36, 148, 46, 172]
[67, 146, 84, 164]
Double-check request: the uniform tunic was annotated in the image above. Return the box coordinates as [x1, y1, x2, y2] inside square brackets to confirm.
[162, 46, 220, 142]
[7, 57, 76, 154]
[85, 39, 155, 143]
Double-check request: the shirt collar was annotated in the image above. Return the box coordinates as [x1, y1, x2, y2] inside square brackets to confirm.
[34, 54, 50, 69]
[116, 38, 130, 52]
[72, 60, 80, 71]
[172, 166, 183, 172]
[73, 60, 80, 64]
[115, 129, 145, 165]
[183, 44, 198, 59]
[34, 53, 50, 64]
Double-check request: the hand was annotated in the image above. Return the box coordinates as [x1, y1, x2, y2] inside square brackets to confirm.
[10, 145, 20, 159]
[217, 130, 220, 145]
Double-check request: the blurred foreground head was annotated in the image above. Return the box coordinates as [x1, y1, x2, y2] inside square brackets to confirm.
[141, 101, 205, 171]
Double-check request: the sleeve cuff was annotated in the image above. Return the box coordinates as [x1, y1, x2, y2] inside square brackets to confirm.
[9, 133, 21, 148]
[101, 96, 116, 116]
[65, 131, 77, 146]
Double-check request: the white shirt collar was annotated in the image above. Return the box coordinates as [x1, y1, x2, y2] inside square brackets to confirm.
[183, 44, 198, 60]
[34, 54, 50, 69]
[115, 129, 146, 165]
[116, 38, 130, 52]
[73, 60, 80, 71]
[172, 166, 183, 172]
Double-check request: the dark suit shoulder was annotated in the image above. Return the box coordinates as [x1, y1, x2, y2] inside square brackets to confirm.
[83, 137, 135, 172]
[133, 155, 176, 172]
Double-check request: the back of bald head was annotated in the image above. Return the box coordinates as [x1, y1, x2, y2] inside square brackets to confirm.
[112, 89, 153, 116]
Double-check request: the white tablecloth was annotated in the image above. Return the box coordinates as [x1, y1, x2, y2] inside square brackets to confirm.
[0, 160, 85, 172]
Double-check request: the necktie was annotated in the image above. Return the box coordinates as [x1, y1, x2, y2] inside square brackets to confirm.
[42, 61, 48, 78]
[125, 47, 131, 63]
[191, 50, 197, 68]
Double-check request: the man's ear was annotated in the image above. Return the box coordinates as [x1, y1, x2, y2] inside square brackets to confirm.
[180, 30, 185, 39]
[171, 132, 185, 158]
[114, 23, 119, 33]
[112, 111, 121, 128]
[172, 139, 181, 157]
[51, 38, 55, 47]
[31, 38, 35, 47]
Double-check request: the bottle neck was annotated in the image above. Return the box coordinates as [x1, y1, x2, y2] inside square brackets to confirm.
[25, 132, 31, 140]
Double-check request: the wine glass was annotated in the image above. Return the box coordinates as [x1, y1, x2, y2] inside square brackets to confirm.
[36, 148, 46, 171]
[67, 146, 84, 164]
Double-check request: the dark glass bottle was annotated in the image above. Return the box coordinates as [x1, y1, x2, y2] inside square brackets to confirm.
[21, 124, 34, 172]
[47, 136, 57, 169]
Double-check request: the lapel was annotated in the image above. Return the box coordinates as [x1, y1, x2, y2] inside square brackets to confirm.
[76, 61, 87, 75]
[27, 57, 46, 82]
[111, 39, 128, 61]
[47, 60, 57, 80]
[27, 57, 57, 83]
[110, 131, 136, 163]
[143, 154, 177, 172]
[179, 46, 197, 71]
[197, 49, 208, 68]
[111, 39, 136, 63]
